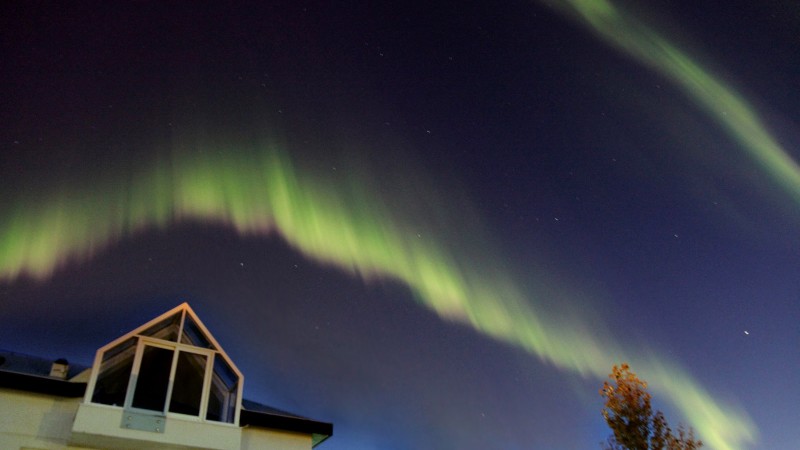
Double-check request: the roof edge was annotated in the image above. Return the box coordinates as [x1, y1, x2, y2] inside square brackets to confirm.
[240, 408, 333, 443]
[0, 370, 87, 398]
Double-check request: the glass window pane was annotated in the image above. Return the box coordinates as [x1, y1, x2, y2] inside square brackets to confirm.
[131, 345, 173, 412]
[180, 315, 214, 349]
[168, 351, 207, 416]
[140, 312, 181, 341]
[206, 356, 238, 423]
[91, 337, 136, 406]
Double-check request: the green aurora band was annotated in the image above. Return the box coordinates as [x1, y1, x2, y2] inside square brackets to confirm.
[536, 0, 800, 447]
[1, 145, 754, 449]
[5, 1, 792, 447]
[546, 0, 800, 206]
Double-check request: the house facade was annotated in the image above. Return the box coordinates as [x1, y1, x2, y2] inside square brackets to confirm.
[0, 303, 332, 449]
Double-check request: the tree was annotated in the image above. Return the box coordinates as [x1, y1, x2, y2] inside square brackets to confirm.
[600, 363, 702, 450]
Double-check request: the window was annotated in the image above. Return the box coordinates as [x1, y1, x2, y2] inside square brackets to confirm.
[87, 305, 242, 425]
[169, 350, 207, 415]
[206, 355, 238, 422]
[91, 337, 136, 406]
[131, 344, 174, 412]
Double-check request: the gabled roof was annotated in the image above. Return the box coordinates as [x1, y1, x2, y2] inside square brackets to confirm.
[0, 303, 333, 447]
[0, 349, 89, 379]
[0, 349, 87, 397]
[241, 399, 333, 447]
[94, 302, 242, 379]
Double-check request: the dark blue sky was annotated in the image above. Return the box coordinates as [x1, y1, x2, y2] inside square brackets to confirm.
[1, 1, 799, 449]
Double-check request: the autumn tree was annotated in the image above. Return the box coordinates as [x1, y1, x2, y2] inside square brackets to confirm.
[600, 363, 702, 450]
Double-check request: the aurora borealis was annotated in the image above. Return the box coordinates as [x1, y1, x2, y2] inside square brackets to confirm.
[2, 1, 798, 449]
[547, 0, 800, 209]
[0, 144, 755, 449]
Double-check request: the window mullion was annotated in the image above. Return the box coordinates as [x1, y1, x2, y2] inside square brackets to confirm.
[199, 352, 214, 420]
[123, 337, 145, 409]
[177, 309, 187, 343]
[234, 372, 243, 425]
[84, 348, 104, 404]
[163, 348, 181, 414]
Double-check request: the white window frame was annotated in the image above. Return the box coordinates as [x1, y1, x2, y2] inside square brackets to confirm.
[122, 336, 216, 420]
[84, 303, 244, 426]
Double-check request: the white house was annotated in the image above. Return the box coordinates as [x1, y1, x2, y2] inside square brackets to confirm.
[0, 302, 332, 449]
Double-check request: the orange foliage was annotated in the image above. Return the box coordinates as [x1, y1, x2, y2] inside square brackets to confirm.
[601, 364, 702, 450]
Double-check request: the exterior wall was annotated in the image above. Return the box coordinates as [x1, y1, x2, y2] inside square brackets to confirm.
[241, 426, 312, 450]
[1, 388, 315, 450]
[0, 387, 88, 450]
[72, 402, 242, 449]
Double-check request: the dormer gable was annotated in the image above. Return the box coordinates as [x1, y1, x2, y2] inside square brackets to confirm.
[69, 303, 246, 449]
[84, 302, 243, 426]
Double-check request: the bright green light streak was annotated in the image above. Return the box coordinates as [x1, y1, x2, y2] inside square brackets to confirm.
[5, 5, 776, 446]
[541, 0, 785, 447]
[548, 0, 800, 204]
[0, 143, 754, 449]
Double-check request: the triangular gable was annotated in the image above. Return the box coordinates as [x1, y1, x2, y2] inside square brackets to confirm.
[93, 303, 240, 373]
[84, 302, 244, 425]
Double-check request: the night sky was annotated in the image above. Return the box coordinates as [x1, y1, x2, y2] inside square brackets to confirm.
[1, 1, 799, 449]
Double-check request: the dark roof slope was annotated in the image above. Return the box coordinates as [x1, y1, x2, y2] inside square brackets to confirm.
[0, 349, 90, 378]
[0, 349, 88, 397]
[241, 399, 333, 447]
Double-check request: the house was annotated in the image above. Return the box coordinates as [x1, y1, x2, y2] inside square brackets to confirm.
[0, 302, 332, 449]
